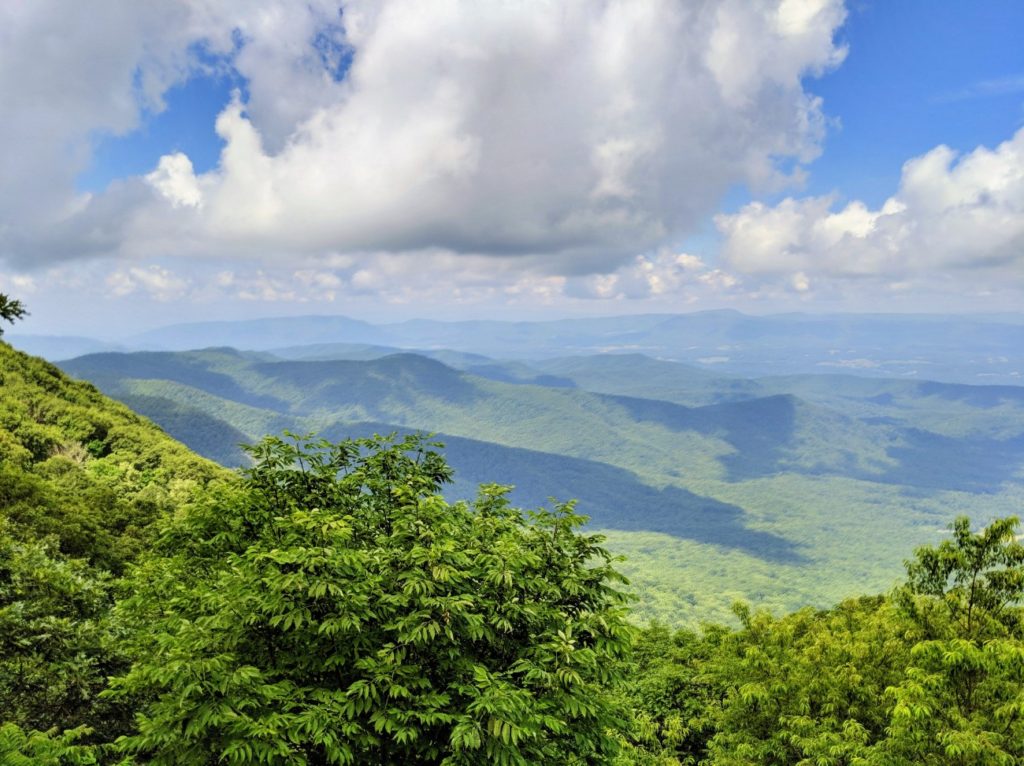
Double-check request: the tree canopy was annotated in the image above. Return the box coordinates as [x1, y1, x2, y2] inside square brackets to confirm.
[615, 515, 1024, 765]
[109, 433, 635, 765]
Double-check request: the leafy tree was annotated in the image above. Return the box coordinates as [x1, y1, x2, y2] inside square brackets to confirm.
[883, 516, 1024, 765]
[0, 723, 101, 765]
[901, 515, 1024, 641]
[696, 596, 910, 766]
[613, 623, 728, 765]
[627, 517, 1024, 766]
[109, 433, 634, 765]
[0, 523, 128, 737]
[0, 293, 26, 335]
[0, 340, 230, 756]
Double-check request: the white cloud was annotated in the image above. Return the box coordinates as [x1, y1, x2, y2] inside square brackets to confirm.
[0, 272, 37, 299]
[0, 0, 345, 266]
[566, 250, 740, 300]
[1, 0, 848, 274]
[146, 153, 204, 208]
[106, 266, 190, 301]
[716, 126, 1024, 283]
[935, 73, 1024, 103]
[194, 0, 847, 264]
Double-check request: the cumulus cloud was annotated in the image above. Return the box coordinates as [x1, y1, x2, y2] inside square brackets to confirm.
[567, 250, 739, 300]
[717, 126, 1024, 283]
[193, 0, 847, 265]
[0, 0, 346, 266]
[0, 0, 193, 234]
[146, 153, 204, 208]
[106, 266, 190, 301]
[1, 0, 848, 273]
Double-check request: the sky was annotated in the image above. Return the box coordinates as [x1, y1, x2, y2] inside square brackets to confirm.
[1, 0, 1023, 337]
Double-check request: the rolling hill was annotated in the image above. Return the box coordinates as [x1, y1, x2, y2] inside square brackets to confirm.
[59, 347, 1024, 624]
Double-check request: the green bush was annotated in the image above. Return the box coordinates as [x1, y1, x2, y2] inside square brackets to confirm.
[110, 433, 635, 765]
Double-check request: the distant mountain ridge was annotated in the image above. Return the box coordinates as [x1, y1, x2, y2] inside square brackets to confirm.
[18, 309, 1024, 384]
[62, 348, 898, 482]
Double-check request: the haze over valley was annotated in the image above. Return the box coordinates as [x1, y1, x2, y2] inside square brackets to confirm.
[12, 310, 1017, 625]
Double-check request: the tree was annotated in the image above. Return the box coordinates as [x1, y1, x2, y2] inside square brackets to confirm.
[0, 523, 123, 736]
[109, 433, 635, 765]
[698, 597, 909, 766]
[0, 293, 27, 336]
[883, 516, 1024, 765]
[613, 622, 726, 766]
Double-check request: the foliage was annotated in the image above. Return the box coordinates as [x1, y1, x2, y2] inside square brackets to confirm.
[883, 516, 1024, 765]
[0, 341, 228, 755]
[700, 597, 908, 765]
[0, 293, 27, 335]
[615, 515, 1024, 766]
[0, 723, 102, 766]
[0, 341, 226, 570]
[6, 334, 1024, 765]
[0, 523, 131, 738]
[613, 623, 727, 765]
[109, 433, 635, 765]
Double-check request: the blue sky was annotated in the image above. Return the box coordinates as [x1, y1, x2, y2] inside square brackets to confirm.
[804, 0, 1024, 205]
[78, 71, 238, 193]
[2, 0, 1023, 336]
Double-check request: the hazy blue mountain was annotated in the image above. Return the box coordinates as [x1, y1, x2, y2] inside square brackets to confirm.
[60, 348, 1024, 492]
[267, 341, 407, 361]
[6, 334, 126, 360]
[114, 310, 1024, 384]
[526, 353, 1024, 441]
[264, 342, 572, 386]
[533, 353, 763, 406]
[129, 315, 387, 350]
[62, 349, 908, 484]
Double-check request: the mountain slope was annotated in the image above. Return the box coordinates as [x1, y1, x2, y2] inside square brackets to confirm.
[0, 342, 226, 570]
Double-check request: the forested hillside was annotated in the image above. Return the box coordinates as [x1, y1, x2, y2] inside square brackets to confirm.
[3, 337, 1024, 764]
[0, 342, 225, 569]
[0, 339, 230, 756]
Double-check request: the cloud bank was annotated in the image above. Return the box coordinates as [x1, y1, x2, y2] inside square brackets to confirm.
[7, 0, 1020, 321]
[716, 127, 1024, 285]
[1, 0, 847, 275]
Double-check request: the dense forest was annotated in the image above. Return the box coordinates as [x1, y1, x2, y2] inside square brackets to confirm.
[2, 301, 1024, 764]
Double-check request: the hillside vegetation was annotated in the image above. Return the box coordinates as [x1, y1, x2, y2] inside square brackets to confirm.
[0, 342, 225, 570]
[4, 327, 1024, 764]
[0, 340, 229, 751]
[4, 337, 1024, 763]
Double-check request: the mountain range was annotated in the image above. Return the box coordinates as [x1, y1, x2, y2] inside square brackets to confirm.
[12, 309, 1024, 384]
[57, 325, 1024, 625]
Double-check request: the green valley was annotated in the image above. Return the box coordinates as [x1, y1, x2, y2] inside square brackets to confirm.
[59, 346, 1024, 625]
[5, 332, 1024, 765]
